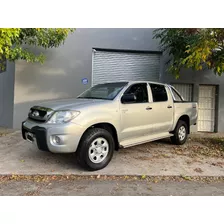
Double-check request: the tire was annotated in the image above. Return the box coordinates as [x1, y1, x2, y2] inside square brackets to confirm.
[76, 128, 115, 171]
[170, 120, 188, 145]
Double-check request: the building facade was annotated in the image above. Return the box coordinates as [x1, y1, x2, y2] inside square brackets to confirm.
[1, 28, 223, 132]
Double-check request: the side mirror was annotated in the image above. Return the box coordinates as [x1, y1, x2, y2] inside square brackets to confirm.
[121, 93, 137, 103]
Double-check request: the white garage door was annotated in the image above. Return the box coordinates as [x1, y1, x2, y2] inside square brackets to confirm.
[172, 84, 193, 101]
[198, 85, 216, 132]
[92, 49, 161, 86]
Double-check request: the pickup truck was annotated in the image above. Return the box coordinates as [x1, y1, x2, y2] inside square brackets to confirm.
[22, 81, 198, 171]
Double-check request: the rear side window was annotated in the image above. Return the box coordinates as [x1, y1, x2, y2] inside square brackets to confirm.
[150, 84, 168, 102]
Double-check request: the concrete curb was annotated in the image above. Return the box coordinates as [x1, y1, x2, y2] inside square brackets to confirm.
[0, 174, 224, 183]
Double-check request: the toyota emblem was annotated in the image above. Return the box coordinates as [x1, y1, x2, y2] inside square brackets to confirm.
[32, 110, 39, 117]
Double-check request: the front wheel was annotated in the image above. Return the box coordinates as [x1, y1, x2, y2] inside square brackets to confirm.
[170, 120, 188, 145]
[76, 128, 115, 171]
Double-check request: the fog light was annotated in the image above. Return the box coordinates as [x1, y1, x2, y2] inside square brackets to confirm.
[52, 135, 61, 145]
[51, 135, 67, 145]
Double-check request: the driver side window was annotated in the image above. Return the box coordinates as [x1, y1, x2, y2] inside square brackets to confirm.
[124, 83, 148, 103]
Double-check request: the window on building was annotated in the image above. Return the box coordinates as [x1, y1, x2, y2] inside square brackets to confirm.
[124, 83, 148, 103]
[150, 84, 168, 102]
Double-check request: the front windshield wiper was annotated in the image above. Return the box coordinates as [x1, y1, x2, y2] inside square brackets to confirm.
[77, 96, 95, 99]
[77, 97, 111, 100]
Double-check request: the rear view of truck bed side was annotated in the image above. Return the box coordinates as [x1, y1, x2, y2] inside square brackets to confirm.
[172, 101, 198, 132]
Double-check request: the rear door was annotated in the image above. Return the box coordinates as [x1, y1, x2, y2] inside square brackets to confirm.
[148, 83, 174, 134]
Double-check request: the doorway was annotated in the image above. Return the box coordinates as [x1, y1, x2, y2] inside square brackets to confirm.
[198, 85, 217, 132]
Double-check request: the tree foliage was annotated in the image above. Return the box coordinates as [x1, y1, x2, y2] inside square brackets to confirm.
[0, 28, 75, 69]
[153, 28, 224, 78]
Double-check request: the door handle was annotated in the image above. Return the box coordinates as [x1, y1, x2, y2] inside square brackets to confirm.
[167, 105, 172, 109]
[146, 107, 152, 110]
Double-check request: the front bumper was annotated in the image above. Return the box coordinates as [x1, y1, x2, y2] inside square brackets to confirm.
[22, 119, 85, 153]
[22, 124, 49, 151]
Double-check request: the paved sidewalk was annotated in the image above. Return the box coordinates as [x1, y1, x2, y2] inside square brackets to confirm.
[0, 131, 223, 176]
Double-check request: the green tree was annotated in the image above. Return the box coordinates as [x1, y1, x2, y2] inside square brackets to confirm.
[0, 28, 75, 69]
[153, 28, 224, 78]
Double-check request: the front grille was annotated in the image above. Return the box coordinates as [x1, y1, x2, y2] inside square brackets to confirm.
[28, 117, 46, 123]
[30, 108, 47, 117]
[28, 106, 53, 122]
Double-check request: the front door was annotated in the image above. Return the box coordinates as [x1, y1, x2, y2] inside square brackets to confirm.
[120, 83, 154, 141]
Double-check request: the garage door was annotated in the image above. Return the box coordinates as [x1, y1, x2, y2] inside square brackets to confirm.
[198, 85, 216, 132]
[171, 84, 193, 101]
[92, 49, 161, 86]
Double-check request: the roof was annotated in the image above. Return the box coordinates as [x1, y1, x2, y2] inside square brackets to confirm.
[97, 80, 168, 86]
[128, 80, 167, 85]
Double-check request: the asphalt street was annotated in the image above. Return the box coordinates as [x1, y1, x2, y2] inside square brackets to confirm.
[0, 178, 224, 196]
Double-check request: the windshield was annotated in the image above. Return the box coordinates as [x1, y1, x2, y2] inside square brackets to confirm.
[78, 82, 128, 100]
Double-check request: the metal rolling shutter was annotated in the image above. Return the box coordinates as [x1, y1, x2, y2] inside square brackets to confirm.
[92, 50, 161, 86]
[172, 84, 193, 101]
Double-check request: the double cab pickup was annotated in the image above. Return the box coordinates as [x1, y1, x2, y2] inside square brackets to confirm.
[22, 81, 198, 171]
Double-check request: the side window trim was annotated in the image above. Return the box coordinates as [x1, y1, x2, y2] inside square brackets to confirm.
[121, 83, 149, 104]
[168, 85, 184, 102]
[147, 83, 153, 103]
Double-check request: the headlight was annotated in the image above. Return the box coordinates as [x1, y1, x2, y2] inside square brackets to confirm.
[47, 111, 80, 124]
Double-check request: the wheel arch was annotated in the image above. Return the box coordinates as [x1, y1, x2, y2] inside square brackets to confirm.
[176, 115, 190, 134]
[78, 122, 119, 151]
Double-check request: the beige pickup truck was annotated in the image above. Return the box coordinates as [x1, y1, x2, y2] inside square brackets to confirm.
[22, 81, 198, 171]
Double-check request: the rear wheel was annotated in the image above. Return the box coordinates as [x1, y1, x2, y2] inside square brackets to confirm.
[170, 120, 188, 145]
[76, 128, 115, 171]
